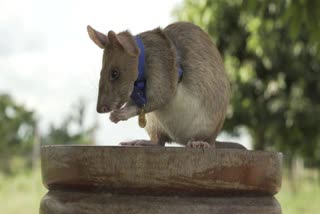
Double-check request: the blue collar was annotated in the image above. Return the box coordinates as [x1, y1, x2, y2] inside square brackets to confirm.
[130, 35, 183, 108]
[130, 36, 146, 108]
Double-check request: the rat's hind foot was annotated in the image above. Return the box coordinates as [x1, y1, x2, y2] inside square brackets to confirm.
[120, 140, 162, 147]
[187, 141, 212, 148]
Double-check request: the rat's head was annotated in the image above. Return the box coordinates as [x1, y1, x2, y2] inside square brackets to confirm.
[87, 25, 139, 113]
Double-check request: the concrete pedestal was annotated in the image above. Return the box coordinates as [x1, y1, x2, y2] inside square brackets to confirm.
[40, 146, 282, 213]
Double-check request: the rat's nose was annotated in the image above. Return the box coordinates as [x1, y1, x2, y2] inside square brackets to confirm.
[97, 105, 109, 113]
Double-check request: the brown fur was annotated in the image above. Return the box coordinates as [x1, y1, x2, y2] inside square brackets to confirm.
[88, 22, 231, 147]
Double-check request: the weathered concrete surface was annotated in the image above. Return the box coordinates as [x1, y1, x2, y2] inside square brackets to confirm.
[40, 191, 281, 214]
[41, 146, 282, 196]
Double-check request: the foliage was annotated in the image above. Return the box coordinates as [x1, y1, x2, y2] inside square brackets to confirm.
[0, 94, 97, 175]
[42, 98, 97, 145]
[175, 0, 320, 165]
[0, 94, 36, 174]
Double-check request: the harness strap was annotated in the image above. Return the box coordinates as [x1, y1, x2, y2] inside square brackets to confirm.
[130, 35, 183, 108]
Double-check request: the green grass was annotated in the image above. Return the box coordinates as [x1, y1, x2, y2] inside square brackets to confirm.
[276, 169, 320, 214]
[0, 168, 319, 214]
[0, 168, 46, 214]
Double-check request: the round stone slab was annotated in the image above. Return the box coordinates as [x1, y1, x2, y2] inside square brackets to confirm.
[40, 191, 282, 214]
[41, 145, 282, 196]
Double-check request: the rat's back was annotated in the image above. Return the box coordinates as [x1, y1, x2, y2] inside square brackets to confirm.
[164, 22, 229, 101]
[159, 22, 230, 142]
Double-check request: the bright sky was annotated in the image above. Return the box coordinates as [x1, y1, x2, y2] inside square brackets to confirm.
[0, 0, 251, 148]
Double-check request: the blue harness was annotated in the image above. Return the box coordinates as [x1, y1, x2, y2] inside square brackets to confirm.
[130, 35, 183, 107]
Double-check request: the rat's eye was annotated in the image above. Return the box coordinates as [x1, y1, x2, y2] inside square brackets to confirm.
[110, 69, 120, 81]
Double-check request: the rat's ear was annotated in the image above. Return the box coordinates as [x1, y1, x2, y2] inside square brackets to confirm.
[107, 31, 122, 48]
[108, 30, 139, 56]
[87, 25, 108, 49]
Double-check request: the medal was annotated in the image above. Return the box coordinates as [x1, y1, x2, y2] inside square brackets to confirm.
[138, 107, 146, 128]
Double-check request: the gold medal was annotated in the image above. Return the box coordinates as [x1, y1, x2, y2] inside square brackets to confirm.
[138, 107, 147, 128]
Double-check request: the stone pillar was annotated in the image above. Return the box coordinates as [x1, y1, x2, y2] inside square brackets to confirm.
[40, 146, 282, 214]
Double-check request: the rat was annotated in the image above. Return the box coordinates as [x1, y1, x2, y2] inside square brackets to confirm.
[87, 21, 245, 149]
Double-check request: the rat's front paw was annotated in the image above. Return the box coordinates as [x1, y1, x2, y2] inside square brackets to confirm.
[109, 109, 128, 123]
[109, 106, 139, 123]
[109, 111, 119, 123]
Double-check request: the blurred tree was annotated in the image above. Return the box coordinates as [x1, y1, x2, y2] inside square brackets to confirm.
[43, 98, 97, 145]
[0, 95, 97, 175]
[0, 94, 36, 174]
[175, 0, 320, 166]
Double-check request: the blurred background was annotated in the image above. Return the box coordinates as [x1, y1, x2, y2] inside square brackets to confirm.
[0, 0, 319, 213]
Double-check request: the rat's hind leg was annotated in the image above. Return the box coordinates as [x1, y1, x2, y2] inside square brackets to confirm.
[186, 136, 247, 149]
[185, 135, 214, 148]
[187, 141, 212, 148]
[187, 117, 222, 148]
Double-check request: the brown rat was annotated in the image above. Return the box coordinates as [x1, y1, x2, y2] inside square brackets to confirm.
[87, 22, 245, 149]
